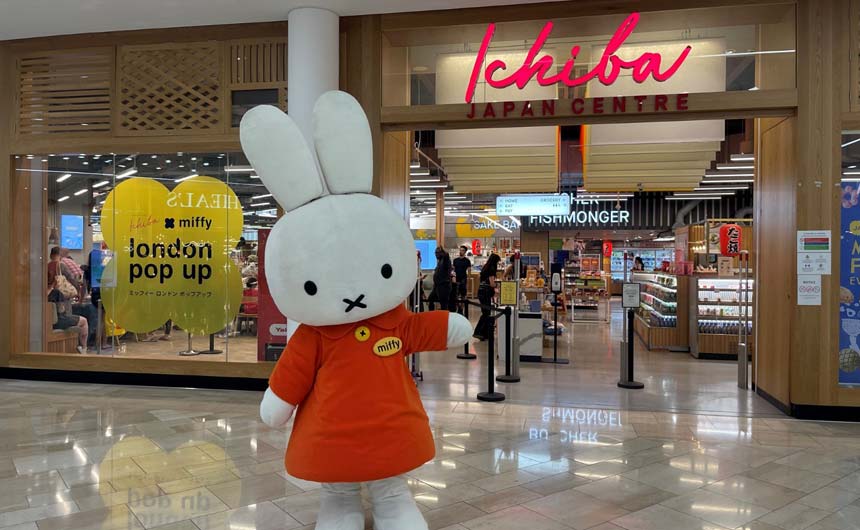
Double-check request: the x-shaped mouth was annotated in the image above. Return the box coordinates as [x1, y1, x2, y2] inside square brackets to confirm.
[343, 294, 367, 313]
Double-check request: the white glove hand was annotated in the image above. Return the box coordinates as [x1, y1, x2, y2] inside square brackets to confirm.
[446, 312, 472, 347]
[259, 387, 296, 428]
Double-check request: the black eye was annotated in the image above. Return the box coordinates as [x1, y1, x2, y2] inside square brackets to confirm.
[304, 281, 317, 296]
[381, 264, 393, 279]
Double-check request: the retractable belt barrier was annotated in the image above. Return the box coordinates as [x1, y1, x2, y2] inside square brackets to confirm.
[458, 298, 514, 402]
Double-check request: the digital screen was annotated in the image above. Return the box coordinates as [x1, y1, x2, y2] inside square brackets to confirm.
[414, 240, 437, 270]
[496, 194, 570, 216]
[61, 214, 84, 250]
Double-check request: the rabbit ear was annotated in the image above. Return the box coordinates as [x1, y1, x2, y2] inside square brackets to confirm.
[240, 105, 324, 212]
[313, 91, 372, 194]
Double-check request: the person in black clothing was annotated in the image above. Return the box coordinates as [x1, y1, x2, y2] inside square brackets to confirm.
[427, 247, 455, 312]
[452, 246, 471, 299]
[473, 253, 501, 340]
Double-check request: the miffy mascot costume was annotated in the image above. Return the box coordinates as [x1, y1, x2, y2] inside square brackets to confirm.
[242, 91, 472, 530]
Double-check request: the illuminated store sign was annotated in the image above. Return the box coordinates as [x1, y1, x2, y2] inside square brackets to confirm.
[465, 12, 691, 103]
[528, 209, 632, 228]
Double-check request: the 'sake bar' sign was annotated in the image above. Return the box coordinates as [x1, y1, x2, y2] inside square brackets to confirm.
[465, 12, 691, 103]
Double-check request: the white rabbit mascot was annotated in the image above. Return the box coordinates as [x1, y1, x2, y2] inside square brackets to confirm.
[241, 91, 472, 530]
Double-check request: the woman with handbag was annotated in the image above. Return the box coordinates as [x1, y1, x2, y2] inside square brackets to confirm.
[473, 253, 501, 341]
[47, 247, 89, 353]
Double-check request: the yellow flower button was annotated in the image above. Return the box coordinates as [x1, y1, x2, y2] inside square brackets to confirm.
[354, 326, 371, 342]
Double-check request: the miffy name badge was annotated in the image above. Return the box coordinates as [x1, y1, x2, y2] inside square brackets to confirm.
[373, 337, 403, 357]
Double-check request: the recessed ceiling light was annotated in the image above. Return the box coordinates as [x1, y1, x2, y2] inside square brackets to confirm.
[250, 202, 270, 207]
[116, 168, 137, 179]
[252, 193, 273, 200]
[191, 157, 197, 161]
[74, 189, 87, 196]
[93, 180, 110, 188]
[151, 155, 157, 159]
[56, 173, 72, 182]
[225, 166, 255, 173]
[203, 162, 210, 166]
[165, 159, 171, 163]
[142, 162, 148, 166]
[57, 195, 70, 202]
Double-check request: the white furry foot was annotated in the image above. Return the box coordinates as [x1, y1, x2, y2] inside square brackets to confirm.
[367, 476, 428, 530]
[316, 482, 364, 530]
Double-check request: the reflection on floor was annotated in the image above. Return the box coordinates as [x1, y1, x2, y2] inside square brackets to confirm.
[1, 380, 859, 530]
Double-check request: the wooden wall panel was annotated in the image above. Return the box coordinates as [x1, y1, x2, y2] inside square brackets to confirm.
[793, 0, 859, 407]
[16, 48, 114, 135]
[755, 116, 796, 407]
[0, 47, 13, 365]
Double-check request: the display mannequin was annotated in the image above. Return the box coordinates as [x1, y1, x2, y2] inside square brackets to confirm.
[241, 91, 471, 530]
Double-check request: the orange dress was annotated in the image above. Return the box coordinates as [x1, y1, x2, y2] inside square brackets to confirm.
[268, 304, 449, 482]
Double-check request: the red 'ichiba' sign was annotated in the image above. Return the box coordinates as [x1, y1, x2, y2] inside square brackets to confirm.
[464, 12, 692, 103]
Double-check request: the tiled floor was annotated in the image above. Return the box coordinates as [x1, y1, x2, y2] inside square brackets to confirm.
[0, 379, 859, 530]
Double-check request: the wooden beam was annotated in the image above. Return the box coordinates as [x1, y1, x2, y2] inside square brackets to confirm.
[9, 353, 273, 378]
[384, 4, 794, 48]
[381, 0, 793, 32]
[3, 22, 289, 52]
[381, 90, 798, 131]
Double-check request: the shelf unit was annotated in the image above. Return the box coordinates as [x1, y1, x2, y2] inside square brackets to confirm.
[567, 275, 609, 322]
[689, 276, 755, 360]
[631, 271, 689, 351]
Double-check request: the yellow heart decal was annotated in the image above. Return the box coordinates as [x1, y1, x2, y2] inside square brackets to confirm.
[100, 176, 244, 335]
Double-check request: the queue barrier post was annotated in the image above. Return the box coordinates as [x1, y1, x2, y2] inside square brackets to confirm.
[477, 309, 506, 402]
[457, 296, 476, 360]
[496, 307, 520, 383]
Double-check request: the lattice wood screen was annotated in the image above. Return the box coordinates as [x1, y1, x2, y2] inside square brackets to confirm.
[16, 48, 113, 135]
[228, 39, 288, 88]
[116, 42, 223, 135]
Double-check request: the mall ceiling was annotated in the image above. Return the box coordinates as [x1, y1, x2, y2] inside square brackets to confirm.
[0, 0, 552, 41]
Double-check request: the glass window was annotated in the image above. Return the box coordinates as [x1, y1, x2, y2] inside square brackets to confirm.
[16, 151, 280, 364]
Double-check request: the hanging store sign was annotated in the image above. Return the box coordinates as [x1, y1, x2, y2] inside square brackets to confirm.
[496, 194, 570, 216]
[719, 224, 742, 257]
[602, 240, 613, 258]
[465, 12, 691, 103]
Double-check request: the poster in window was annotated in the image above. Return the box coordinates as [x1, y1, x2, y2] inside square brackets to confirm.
[839, 183, 860, 385]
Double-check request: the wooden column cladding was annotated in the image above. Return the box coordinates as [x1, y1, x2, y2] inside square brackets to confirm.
[340, 16, 411, 219]
[754, 3, 797, 408]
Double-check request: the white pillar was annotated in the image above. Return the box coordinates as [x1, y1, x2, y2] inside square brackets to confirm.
[287, 7, 339, 143]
